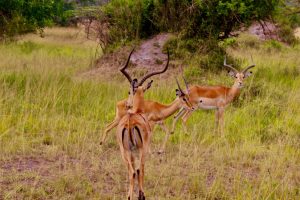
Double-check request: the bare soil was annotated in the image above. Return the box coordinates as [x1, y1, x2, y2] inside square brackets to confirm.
[247, 21, 281, 41]
[80, 33, 175, 81]
[130, 33, 171, 69]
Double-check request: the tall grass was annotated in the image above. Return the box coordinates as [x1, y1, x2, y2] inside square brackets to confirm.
[0, 29, 299, 199]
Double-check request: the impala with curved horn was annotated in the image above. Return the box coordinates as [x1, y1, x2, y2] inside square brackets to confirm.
[171, 57, 256, 134]
[101, 49, 195, 153]
[116, 48, 157, 200]
[120, 48, 170, 113]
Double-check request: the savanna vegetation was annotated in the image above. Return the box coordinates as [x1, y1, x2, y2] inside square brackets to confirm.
[0, 0, 300, 199]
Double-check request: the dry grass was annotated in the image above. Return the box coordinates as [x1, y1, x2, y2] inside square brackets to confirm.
[295, 27, 300, 38]
[0, 28, 299, 199]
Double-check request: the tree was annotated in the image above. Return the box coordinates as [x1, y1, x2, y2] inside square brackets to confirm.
[98, 0, 281, 46]
[0, 0, 66, 39]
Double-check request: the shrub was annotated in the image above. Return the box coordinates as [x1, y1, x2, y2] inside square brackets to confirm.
[0, 0, 73, 39]
[219, 38, 237, 48]
[236, 34, 261, 49]
[99, 0, 281, 48]
[263, 40, 283, 52]
[278, 25, 297, 44]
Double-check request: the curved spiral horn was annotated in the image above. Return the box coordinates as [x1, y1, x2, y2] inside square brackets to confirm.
[242, 56, 256, 74]
[175, 77, 184, 93]
[224, 56, 239, 73]
[138, 49, 170, 86]
[120, 48, 135, 83]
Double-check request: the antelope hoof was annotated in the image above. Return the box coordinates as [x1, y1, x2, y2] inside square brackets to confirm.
[138, 191, 145, 200]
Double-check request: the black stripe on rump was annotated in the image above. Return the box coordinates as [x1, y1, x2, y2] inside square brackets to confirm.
[129, 128, 134, 146]
[134, 126, 143, 144]
[122, 128, 126, 145]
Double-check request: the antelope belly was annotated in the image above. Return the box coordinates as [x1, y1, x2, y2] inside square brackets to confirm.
[199, 104, 217, 110]
[197, 98, 217, 110]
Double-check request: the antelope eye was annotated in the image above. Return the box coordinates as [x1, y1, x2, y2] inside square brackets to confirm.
[183, 98, 187, 102]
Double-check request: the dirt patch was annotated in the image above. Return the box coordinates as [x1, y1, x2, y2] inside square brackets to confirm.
[130, 33, 171, 69]
[0, 154, 81, 192]
[80, 33, 174, 80]
[0, 155, 80, 173]
[0, 150, 128, 198]
[247, 21, 281, 41]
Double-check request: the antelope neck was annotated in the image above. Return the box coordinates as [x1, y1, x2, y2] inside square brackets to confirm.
[226, 86, 241, 103]
[160, 98, 182, 119]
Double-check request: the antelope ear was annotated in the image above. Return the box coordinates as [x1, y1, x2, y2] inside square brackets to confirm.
[244, 71, 253, 78]
[175, 89, 184, 97]
[228, 70, 236, 78]
[131, 78, 138, 88]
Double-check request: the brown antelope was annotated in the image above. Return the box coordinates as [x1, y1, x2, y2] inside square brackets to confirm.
[100, 48, 169, 144]
[171, 57, 255, 134]
[116, 48, 171, 200]
[101, 50, 194, 153]
[116, 89, 151, 200]
[116, 84, 151, 200]
[117, 113, 150, 200]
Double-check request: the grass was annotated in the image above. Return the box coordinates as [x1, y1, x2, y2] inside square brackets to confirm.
[294, 27, 300, 39]
[0, 28, 300, 199]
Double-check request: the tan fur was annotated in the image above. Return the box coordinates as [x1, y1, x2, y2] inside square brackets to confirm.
[116, 85, 151, 200]
[171, 72, 252, 135]
[101, 92, 193, 153]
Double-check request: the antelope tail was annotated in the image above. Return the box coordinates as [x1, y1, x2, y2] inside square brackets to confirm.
[127, 115, 136, 147]
[122, 114, 137, 150]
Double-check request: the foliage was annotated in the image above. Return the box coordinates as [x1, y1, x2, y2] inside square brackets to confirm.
[99, 0, 281, 46]
[281, 0, 300, 28]
[163, 35, 228, 72]
[271, 0, 300, 44]
[0, 0, 74, 39]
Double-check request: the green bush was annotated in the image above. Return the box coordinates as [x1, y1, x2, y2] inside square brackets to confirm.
[163, 36, 198, 59]
[264, 40, 283, 51]
[100, 0, 281, 47]
[278, 25, 297, 44]
[0, 0, 74, 39]
[219, 38, 237, 48]
[163, 36, 235, 73]
[236, 34, 261, 49]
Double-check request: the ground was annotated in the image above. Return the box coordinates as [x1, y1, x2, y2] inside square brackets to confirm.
[80, 33, 174, 81]
[0, 27, 299, 199]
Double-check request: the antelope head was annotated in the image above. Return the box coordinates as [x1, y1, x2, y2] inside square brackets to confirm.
[175, 77, 194, 111]
[120, 48, 170, 110]
[224, 56, 255, 88]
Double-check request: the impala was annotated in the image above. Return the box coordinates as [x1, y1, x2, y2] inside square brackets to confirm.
[116, 87, 151, 200]
[101, 50, 194, 153]
[171, 57, 255, 134]
[116, 48, 171, 200]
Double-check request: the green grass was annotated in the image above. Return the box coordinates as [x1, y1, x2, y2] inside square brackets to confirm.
[0, 28, 299, 199]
